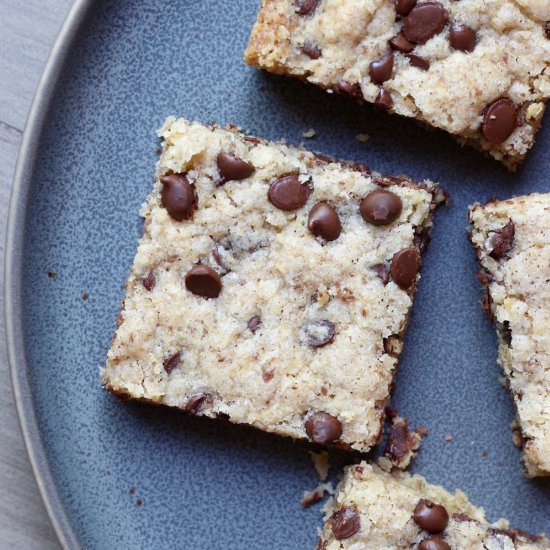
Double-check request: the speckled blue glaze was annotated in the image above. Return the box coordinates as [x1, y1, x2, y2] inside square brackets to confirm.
[7, 0, 550, 548]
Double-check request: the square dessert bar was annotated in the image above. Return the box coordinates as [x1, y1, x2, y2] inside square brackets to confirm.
[245, 0, 550, 169]
[102, 118, 443, 452]
[470, 194, 550, 477]
[317, 462, 549, 549]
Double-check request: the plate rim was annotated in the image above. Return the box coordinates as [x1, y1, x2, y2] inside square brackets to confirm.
[4, 1, 94, 548]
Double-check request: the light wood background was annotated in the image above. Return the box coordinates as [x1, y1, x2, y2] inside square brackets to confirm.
[1, 0, 74, 547]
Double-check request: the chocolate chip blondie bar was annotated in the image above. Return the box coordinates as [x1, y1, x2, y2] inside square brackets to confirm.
[317, 462, 549, 549]
[470, 194, 550, 477]
[102, 118, 443, 452]
[244, 0, 550, 169]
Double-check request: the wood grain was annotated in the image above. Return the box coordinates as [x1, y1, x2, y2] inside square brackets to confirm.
[1, 0, 73, 547]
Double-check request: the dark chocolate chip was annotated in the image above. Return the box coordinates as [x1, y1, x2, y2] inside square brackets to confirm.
[308, 202, 342, 241]
[406, 53, 430, 70]
[390, 33, 415, 52]
[449, 24, 476, 52]
[302, 43, 322, 59]
[216, 152, 255, 184]
[482, 99, 518, 144]
[184, 392, 213, 414]
[374, 88, 394, 110]
[301, 320, 336, 347]
[163, 352, 181, 375]
[295, 0, 319, 16]
[403, 2, 449, 45]
[419, 536, 451, 550]
[395, 0, 417, 16]
[488, 221, 515, 259]
[334, 80, 363, 99]
[501, 320, 512, 346]
[369, 50, 394, 85]
[413, 499, 449, 533]
[268, 174, 310, 211]
[248, 315, 262, 333]
[385, 418, 416, 464]
[185, 264, 222, 298]
[391, 247, 421, 290]
[142, 271, 156, 291]
[331, 507, 360, 540]
[373, 264, 390, 285]
[360, 190, 403, 226]
[160, 173, 197, 221]
[305, 412, 342, 444]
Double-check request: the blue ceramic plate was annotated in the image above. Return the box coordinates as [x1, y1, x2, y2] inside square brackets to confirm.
[6, 1, 550, 548]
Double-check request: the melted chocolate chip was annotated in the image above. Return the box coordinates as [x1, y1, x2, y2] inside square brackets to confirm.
[406, 53, 430, 70]
[301, 320, 336, 347]
[395, 0, 417, 16]
[216, 153, 255, 184]
[268, 174, 310, 211]
[334, 80, 363, 99]
[308, 202, 342, 241]
[163, 352, 181, 375]
[185, 264, 222, 298]
[248, 315, 262, 333]
[374, 88, 394, 110]
[449, 24, 476, 52]
[331, 507, 360, 540]
[160, 173, 197, 221]
[390, 33, 415, 52]
[488, 221, 515, 259]
[142, 271, 156, 291]
[413, 499, 449, 533]
[295, 0, 319, 16]
[403, 2, 449, 45]
[419, 536, 451, 550]
[482, 99, 518, 144]
[302, 43, 322, 59]
[369, 51, 394, 85]
[305, 412, 343, 444]
[360, 190, 403, 225]
[391, 247, 420, 290]
[184, 392, 213, 414]
[373, 264, 390, 285]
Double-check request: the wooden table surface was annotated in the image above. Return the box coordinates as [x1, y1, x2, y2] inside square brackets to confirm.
[1, 0, 74, 547]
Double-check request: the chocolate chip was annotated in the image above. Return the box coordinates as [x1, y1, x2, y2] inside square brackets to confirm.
[305, 412, 342, 444]
[295, 0, 319, 16]
[501, 320, 512, 346]
[248, 315, 262, 333]
[390, 33, 415, 52]
[385, 418, 417, 464]
[395, 0, 416, 16]
[142, 271, 156, 291]
[360, 190, 403, 226]
[391, 247, 420, 290]
[184, 392, 213, 414]
[373, 264, 390, 285]
[482, 98, 518, 144]
[185, 264, 222, 298]
[308, 202, 342, 241]
[449, 24, 476, 52]
[413, 499, 449, 533]
[403, 2, 448, 45]
[300, 320, 336, 347]
[331, 507, 360, 540]
[488, 220, 515, 259]
[268, 174, 310, 211]
[369, 51, 394, 85]
[374, 88, 393, 110]
[160, 173, 197, 221]
[163, 352, 181, 374]
[419, 536, 451, 550]
[406, 53, 430, 70]
[546, 22, 550, 39]
[302, 43, 322, 59]
[216, 152, 255, 184]
[334, 80, 363, 99]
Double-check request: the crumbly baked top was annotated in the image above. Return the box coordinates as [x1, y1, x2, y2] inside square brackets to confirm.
[245, 0, 550, 169]
[102, 118, 441, 452]
[470, 193, 550, 477]
[317, 462, 549, 549]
